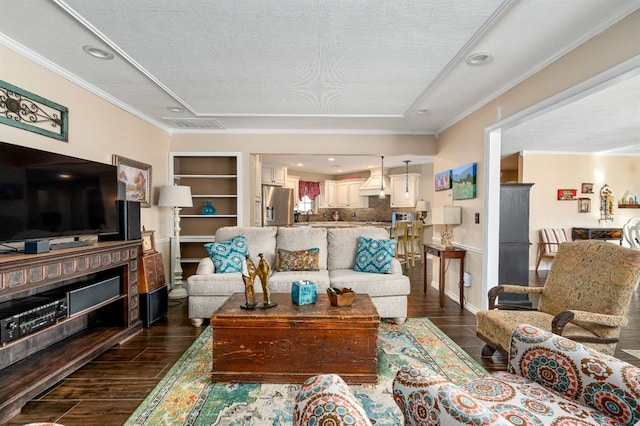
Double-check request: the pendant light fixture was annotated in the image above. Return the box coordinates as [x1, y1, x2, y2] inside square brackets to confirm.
[404, 160, 411, 199]
[379, 155, 386, 199]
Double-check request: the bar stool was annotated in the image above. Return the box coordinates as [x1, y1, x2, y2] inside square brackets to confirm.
[393, 222, 409, 266]
[409, 221, 424, 267]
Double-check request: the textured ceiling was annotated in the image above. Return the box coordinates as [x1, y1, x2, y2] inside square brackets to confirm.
[0, 0, 639, 171]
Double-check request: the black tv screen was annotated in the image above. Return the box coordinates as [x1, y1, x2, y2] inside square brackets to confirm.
[0, 141, 119, 243]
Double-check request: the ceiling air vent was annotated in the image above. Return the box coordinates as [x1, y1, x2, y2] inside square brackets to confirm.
[163, 117, 225, 129]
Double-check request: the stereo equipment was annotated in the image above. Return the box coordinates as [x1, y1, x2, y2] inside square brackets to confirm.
[24, 240, 51, 254]
[0, 296, 68, 344]
[99, 200, 141, 241]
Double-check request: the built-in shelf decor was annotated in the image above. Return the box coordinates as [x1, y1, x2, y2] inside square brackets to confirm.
[0, 80, 68, 141]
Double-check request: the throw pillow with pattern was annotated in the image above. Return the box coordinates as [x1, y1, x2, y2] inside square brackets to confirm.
[353, 236, 396, 274]
[204, 234, 248, 273]
[277, 248, 320, 271]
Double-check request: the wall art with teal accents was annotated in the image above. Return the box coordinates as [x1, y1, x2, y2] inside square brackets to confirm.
[0, 80, 68, 141]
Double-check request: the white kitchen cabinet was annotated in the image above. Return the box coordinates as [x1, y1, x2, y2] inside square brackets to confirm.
[390, 173, 420, 208]
[335, 179, 368, 208]
[261, 162, 287, 186]
[318, 180, 336, 208]
[285, 175, 300, 202]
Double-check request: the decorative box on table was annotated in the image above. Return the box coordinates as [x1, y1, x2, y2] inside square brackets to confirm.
[291, 280, 317, 305]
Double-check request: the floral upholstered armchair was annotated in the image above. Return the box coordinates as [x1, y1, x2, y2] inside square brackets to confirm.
[293, 373, 372, 426]
[393, 324, 640, 425]
[477, 240, 640, 357]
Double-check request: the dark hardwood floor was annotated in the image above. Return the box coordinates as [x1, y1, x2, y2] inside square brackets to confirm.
[5, 260, 640, 425]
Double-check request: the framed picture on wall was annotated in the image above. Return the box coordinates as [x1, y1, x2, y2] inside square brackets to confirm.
[452, 162, 477, 200]
[434, 170, 452, 191]
[557, 189, 577, 200]
[581, 183, 594, 194]
[112, 155, 152, 207]
[578, 198, 591, 213]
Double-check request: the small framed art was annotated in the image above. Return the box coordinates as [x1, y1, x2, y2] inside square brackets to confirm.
[581, 183, 594, 194]
[435, 170, 452, 191]
[578, 198, 591, 213]
[113, 155, 152, 207]
[557, 189, 577, 200]
[141, 230, 156, 255]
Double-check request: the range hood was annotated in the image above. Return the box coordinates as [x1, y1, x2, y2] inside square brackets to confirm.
[359, 169, 391, 196]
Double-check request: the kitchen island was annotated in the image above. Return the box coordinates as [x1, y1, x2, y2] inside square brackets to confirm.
[293, 221, 391, 229]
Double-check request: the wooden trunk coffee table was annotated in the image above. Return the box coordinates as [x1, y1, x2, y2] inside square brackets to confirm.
[210, 292, 380, 384]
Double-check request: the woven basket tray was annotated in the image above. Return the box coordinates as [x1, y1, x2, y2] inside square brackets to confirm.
[326, 288, 355, 306]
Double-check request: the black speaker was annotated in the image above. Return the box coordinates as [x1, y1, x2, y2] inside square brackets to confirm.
[100, 200, 141, 241]
[25, 240, 50, 254]
[140, 285, 168, 327]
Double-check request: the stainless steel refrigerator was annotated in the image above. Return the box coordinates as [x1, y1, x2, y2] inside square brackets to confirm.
[262, 186, 295, 226]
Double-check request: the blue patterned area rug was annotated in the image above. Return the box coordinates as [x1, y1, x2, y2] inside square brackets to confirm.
[125, 318, 487, 426]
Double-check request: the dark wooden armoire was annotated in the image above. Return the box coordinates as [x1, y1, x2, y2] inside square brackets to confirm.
[498, 183, 534, 307]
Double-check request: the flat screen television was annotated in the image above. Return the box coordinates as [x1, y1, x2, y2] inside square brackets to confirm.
[0, 141, 119, 243]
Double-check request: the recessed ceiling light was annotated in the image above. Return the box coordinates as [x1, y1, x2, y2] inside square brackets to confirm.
[167, 106, 184, 112]
[297, 163, 303, 167]
[416, 108, 429, 115]
[466, 52, 494, 66]
[82, 45, 114, 60]
[328, 158, 335, 162]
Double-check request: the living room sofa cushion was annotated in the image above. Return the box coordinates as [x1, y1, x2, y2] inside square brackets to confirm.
[329, 269, 410, 297]
[327, 227, 392, 270]
[215, 226, 277, 268]
[353, 236, 396, 273]
[276, 227, 328, 270]
[203, 234, 248, 273]
[187, 270, 263, 296]
[269, 270, 331, 293]
[276, 247, 320, 271]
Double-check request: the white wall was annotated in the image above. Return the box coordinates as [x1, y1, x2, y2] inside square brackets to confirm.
[433, 10, 640, 312]
[524, 153, 640, 270]
[0, 44, 172, 263]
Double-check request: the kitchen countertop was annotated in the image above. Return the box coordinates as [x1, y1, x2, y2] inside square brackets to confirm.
[292, 221, 391, 228]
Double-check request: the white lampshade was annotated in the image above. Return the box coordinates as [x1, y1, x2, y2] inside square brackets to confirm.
[415, 199, 430, 212]
[432, 206, 461, 225]
[158, 185, 193, 208]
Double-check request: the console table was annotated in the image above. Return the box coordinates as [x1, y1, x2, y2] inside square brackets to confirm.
[0, 241, 142, 422]
[423, 243, 466, 308]
[571, 227, 623, 245]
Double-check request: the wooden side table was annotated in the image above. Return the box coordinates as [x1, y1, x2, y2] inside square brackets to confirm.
[423, 243, 466, 308]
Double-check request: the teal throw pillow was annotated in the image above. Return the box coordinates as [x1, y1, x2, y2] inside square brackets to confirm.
[353, 236, 397, 274]
[204, 234, 248, 273]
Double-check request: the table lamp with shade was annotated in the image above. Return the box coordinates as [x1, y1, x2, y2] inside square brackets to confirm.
[432, 206, 461, 249]
[158, 184, 193, 299]
[415, 199, 431, 222]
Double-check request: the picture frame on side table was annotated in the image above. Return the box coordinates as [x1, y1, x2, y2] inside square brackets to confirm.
[141, 230, 156, 255]
[113, 155, 152, 207]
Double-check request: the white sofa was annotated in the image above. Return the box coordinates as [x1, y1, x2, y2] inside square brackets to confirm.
[186, 226, 410, 326]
